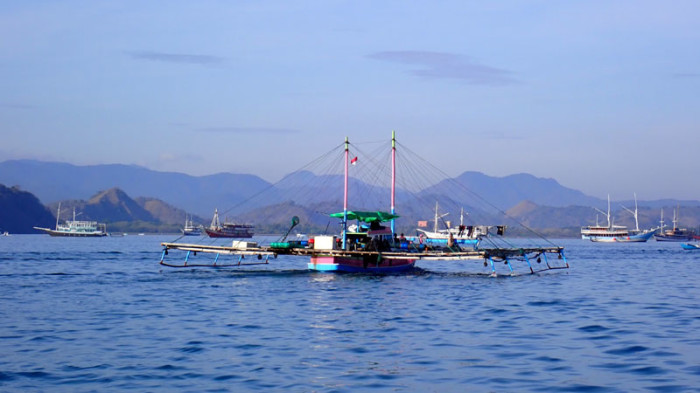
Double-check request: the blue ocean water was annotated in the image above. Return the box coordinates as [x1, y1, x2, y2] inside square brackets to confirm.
[0, 235, 698, 392]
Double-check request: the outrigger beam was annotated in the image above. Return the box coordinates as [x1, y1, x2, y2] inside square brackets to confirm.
[160, 242, 568, 273]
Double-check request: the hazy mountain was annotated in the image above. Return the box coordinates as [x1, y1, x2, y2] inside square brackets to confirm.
[0, 184, 55, 233]
[2, 160, 699, 236]
[0, 160, 272, 217]
[423, 171, 602, 209]
[135, 197, 207, 226]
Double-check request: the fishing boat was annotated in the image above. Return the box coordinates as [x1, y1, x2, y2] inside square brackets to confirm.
[654, 207, 696, 242]
[582, 195, 655, 243]
[181, 215, 202, 236]
[204, 209, 254, 238]
[681, 242, 700, 250]
[415, 202, 495, 249]
[33, 203, 107, 237]
[159, 132, 568, 276]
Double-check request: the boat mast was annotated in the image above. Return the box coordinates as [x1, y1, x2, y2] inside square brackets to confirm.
[56, 202, 61, 230]
[673, 205, 679, 230]
[621, 193, 640, 232]
[391, 130, 396, 235]
[210, 209, 220, 229]
[434, 201, 439, 232]
[342, 136, 349, 250]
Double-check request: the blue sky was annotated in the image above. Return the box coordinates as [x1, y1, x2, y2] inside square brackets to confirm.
[1, 1, 698, 200]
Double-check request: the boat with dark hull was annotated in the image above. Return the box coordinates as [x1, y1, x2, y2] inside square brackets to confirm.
[654, 208, 696, 242]
[204, 209, 254, 238]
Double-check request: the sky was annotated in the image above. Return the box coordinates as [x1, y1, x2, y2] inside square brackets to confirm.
[1, 0, 698, 200]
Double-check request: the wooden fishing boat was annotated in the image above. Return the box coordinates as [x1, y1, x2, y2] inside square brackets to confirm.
[159, 132, 568, 276]
[204, 209, 254, 238]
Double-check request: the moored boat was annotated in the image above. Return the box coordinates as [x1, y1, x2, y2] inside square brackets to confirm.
[654, 207, 696, 242]
[181, 215, 202, 236]
[583, 195, 656, 243]
[205, 209, 254, 238]
[415, 202, 496, 249]
[33, 203, 107, 237]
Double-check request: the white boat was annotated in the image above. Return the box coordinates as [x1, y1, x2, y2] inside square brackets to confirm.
[33, 203, 107, 237]
[416, 202, 493, 249]
[582, 195, 655, 243]
[181, 215, 202, 236]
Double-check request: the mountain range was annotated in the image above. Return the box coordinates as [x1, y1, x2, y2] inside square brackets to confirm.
[1, 159, 699, 235]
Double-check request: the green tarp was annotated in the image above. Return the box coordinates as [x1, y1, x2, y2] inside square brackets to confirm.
[329, 210, 399, 223]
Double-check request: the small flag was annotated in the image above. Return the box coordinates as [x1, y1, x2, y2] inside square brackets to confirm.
[417, 220, 428, 227]
[350, 156, 358, 165]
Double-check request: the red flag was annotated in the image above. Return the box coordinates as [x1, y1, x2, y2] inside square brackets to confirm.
[350, 156, 358, 165]
[417, 220, 428, 227]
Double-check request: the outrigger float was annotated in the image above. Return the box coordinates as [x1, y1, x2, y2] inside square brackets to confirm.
[160, 132, 569, 276]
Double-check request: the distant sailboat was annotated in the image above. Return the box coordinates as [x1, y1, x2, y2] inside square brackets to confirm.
[33, 202, 107, 237]
[581, 194, 655, 243]
[204, 209, 254, 238]
[181, 214, 202, 236]
[654, 206, 696, 242]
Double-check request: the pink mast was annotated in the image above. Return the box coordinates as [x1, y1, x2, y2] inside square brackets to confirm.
[342, 136, 349, 250]
[391, 130, 396, 234]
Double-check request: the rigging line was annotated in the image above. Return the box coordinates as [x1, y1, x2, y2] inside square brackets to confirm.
[216, 142, 345, 219]
[396, 141, 558, 247]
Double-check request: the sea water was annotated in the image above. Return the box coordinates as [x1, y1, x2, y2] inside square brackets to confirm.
[0, 235, 698, 392]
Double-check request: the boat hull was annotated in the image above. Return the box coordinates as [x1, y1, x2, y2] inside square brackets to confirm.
[589, 231, 655, 243]
[33, 227, 107, 237]
[308, 255, 415, 273]
[681, 243, 700, 250]
[204, 229, 254, 238]
[654, 234, 695, 242]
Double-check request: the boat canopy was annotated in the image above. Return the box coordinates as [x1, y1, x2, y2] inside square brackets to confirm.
[329, 210, 399, 223]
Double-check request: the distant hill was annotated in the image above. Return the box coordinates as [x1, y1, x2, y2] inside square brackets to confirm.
[0, 160, 272, 217]
[136, 197, 206, 226]
[46, 187, 204, 233]
[0, 184, 55, 233]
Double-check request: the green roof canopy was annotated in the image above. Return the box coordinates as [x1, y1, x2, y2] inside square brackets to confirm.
[329, 210, 399, 223]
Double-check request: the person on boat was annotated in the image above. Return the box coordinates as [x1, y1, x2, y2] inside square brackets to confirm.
[447, 232, 460, 251]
